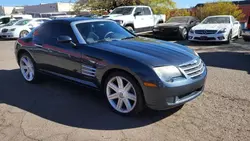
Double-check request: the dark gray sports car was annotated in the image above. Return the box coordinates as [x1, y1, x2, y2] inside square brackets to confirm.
[15, 18, 207, 115]
[153, 16, 200, 40]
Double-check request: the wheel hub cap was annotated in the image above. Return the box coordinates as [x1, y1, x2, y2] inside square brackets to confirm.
[106, 76, 137, 113]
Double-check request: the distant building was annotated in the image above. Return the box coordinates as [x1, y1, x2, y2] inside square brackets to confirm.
[0, 6, 15, 15]
[24, 2, 74, 14]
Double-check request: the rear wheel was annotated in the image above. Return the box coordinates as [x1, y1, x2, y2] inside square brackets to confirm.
[19, 53, 39, 83]
[19, 30, 29, 38]
[104, 71, 144, 115]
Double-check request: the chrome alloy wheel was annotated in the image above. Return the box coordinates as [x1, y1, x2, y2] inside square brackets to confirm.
[20, 56, 34, 81]
[106, 76, 137, 113]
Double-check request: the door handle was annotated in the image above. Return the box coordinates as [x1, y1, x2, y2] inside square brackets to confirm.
[34, 44, 43, 48]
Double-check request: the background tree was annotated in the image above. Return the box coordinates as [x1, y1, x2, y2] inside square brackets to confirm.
[194, 1, 245, 21]
[166, 9, 191, 20]
[74, 0, 176, 15]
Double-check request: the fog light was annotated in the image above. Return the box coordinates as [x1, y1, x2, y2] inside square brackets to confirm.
[217, 36, 225, 40]
[189, 36, 193, 39]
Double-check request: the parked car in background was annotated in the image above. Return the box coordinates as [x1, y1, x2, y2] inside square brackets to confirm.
[242, 16, 250, 42]
[1, 18, 51, 39]
[0, 19, 19, 37]
[153, 16, 200, 40]
[50, 15, 75, 20]
[0, 15, 32, 26]
[104, 6, 166, 33]
[26, 12, 67, 18]
[188, 15, 241, 43]
[15, 18, 206, 115]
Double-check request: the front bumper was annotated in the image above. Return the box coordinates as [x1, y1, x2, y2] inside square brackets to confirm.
[242, 29, 250, 37]
[1, 32, 18, 39]
[188, 32, 228, 42]
[153, 27, 181, 38]
[142, 68, 207, 110]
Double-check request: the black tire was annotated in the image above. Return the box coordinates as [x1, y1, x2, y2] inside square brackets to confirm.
[180, 28, 188, 40]
[226, 31, 232, 44]
[243, 37, 250, 42]
[104, 71, 144, 116]
[19, 30, 29, 38]
[19, 53, 40, 83]
[125, 26, 134, 33]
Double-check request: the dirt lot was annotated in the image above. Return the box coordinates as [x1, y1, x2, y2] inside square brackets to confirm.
[0, 39, 249, 141]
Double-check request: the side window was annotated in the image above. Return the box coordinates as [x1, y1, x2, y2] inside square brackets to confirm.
[50, 22, 78, 44]
[134, 8, 143, 16]
[231, 17, 235, 23]
[143, 8, 151, 15]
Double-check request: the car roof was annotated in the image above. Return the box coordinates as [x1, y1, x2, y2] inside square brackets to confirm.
[51, 17, 98, 23]
[207, 15, 232, 17]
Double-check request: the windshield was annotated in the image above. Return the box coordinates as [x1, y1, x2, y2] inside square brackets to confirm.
[167, 17, 189, 23]
[111, 7, 134, 15]
[76, 21, 135, 44]
[0, 17, 11, 24]
[16, 19, 31, 25]
[202, 17, 230, 24]
[5, 20, 18, 26]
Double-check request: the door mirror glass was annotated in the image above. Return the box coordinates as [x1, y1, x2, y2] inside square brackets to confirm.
[57, 35, 72, 43]
[234, 21, 239, 25]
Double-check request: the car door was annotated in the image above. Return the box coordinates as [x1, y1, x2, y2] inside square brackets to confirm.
[32, 22, 83, 79]
[231, 16, 239, 37]
[142, 7, 154, 30]
[133, 7, 146, 32]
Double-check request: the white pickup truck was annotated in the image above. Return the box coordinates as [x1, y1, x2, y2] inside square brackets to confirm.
[103, 6, 166, 33]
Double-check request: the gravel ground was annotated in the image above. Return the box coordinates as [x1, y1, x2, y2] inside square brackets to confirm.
[0, 39, 249, 141]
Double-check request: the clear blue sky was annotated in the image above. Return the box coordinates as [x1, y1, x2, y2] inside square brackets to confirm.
[1, 0, 232, 8]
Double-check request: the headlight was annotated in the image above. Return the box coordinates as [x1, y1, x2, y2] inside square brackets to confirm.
[153, 66, 182, 82]
[217, 28, 226, 34]
[10, 28, 16, 31]
[189, 29, 194, 34]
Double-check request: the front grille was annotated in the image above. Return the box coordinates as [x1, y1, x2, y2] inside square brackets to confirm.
[179, 58, 205, 79]
[194, 37, 216, 40]
[195, 30, 217, 34]
[2, 29, 8, 33]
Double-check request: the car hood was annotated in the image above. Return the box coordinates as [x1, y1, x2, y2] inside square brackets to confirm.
[90, 37, 197, 67]
[192, 23, 231, 30]
[157, 22, 187, 28]
[105, 14, 131, 20]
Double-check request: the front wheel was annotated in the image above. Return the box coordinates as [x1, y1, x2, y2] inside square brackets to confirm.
[243, 36, 250, 42]
[180, 28, 188, 40]
[226, 31, 232, 44]
[19, 30, 29, 38]
[104, 71, 144, 115]
[125, 26, 134, 33]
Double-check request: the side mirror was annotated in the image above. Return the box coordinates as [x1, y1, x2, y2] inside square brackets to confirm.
[134, 12, 140, 17]
[57, 35, 72, 43]
[57, 35, 76, 47]
[234, 21, 239, 25]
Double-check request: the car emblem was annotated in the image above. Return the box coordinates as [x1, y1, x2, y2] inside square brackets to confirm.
[193, 60, 198, 64]
[204, 30, 207, 34]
